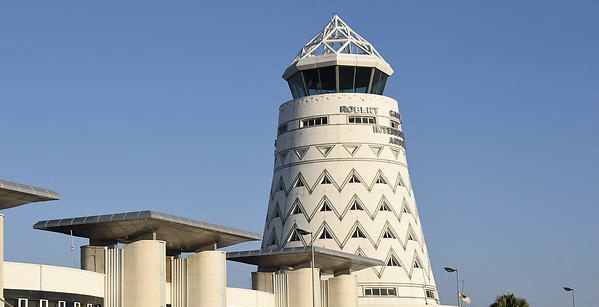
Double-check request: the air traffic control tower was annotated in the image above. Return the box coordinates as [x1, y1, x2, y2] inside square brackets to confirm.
[260, 15, 440, 306]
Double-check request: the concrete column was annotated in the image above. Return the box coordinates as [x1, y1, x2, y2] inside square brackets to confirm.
[251, 271, 274, 293]
[0, 214, 4, 306]
[328, 274, 357, 307]
[80, 245, 107, 273]
[187, 250, 226, 307]
[123, 240, 166, 307]
[288, 267, 321, 307]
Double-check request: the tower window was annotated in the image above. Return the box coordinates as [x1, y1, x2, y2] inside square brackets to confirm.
[348, 174, 361, 183]
[350, 201, 363, 211]
[319, 228, 333, 239]
[390, 120, 400, 129]
[383, 229, 396, 239]
[287, 66, 389, 98]
[348, 116, 376, 124]
[319, 65, 337, 93]
[354, 67, 372, 93]
[375, 176, 387, 184]
[301, 116, 328, 128]
[371, 68, 389, 95]
[291, 205, 303, 215]
[287, 72, 307, 99]
[351, 227, 367, 238]
[303, 68, 321, 96]
[426, 290, 436, 299]
[387, 255, 401, 266]
[380, 202, 391, 211]
[320, 201, 333, 212]
[293, 178, 305, 188]
[277, 123, 288, 135]
[267, 234, 277, 246]
[271, 208, 280, 219]
[288, 231, 302, 242]
[364, 287, 397, 296]
[338, 66, 355, 93]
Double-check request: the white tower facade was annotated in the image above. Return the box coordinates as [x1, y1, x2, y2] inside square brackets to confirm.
[261, 15, 439, 306]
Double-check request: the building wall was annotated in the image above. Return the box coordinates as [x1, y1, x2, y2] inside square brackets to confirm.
[226, 288, 275, 307]
[3, 261, 104, 306]
[3, 260, 277, 307]
[262, 93, 439, 306]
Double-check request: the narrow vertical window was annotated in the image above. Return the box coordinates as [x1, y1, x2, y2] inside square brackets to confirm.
[338, 66, 355, 93]
[354, 67, 372, 93]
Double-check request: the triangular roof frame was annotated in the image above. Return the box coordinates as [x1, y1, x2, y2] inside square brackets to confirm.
[292, 14, 384, 63]
[283, 14, 394, 79]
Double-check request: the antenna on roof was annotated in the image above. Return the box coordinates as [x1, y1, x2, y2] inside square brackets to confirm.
[70, 229, 75, 268]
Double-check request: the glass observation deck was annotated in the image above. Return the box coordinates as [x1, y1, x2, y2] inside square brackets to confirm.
[287, 65, 389, 99]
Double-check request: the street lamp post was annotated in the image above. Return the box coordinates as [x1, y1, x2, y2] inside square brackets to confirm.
[444, 267, 460, 307]
[297, 228, 315, 307]
[563, 287, 576, 307]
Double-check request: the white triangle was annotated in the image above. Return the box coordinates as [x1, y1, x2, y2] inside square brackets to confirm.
[343, 144, 360, 156]
[295, 147, 309, 160]
[279, 150, 289, 163]
[316, 145, 334, 157]
[369, 145, 383, 157]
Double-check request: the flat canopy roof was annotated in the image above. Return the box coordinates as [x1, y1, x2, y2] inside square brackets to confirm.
[34, 210, 261, 252]
[227, 247, 384, 274]
[0, 179, 60, 210]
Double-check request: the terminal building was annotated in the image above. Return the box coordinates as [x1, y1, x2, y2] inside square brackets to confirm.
[0, 15, 449, 307]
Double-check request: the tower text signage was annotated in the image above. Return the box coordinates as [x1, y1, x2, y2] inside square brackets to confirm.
[339, 106, 378, 114]
[372, 125, 403, 138]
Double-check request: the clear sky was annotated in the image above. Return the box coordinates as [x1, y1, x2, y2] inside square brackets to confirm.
[1, 1, 597, 306]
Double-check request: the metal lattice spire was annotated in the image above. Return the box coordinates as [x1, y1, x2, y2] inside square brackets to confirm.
[292, 14, 384, 64]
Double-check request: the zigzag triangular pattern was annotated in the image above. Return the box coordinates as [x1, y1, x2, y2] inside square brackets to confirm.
[287, 197, 308, 223]
[292, 173, 308, 188]
[265, 230, 279, 248]
[307, 195, 342, 222]
[314, 222, 341, 246]
[272, 143, 410, 168]
[316, 145, 334, 157]
[339, 221, 376, 249]
[278, 150, 289, 163]
[284, 224, 308, 246]
[343, 144, 361, 156]
[390, 148, 400, 160]
[295, 147, 309, 160]
[369, 145, 384, 157]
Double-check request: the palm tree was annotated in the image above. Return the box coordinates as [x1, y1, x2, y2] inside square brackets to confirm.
[490, 293, 530, 307]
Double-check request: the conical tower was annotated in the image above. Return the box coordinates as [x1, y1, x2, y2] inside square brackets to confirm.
[261, 15, 439, 306]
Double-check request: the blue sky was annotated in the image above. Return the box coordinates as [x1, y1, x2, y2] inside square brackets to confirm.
[1, 1, 597, 306]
